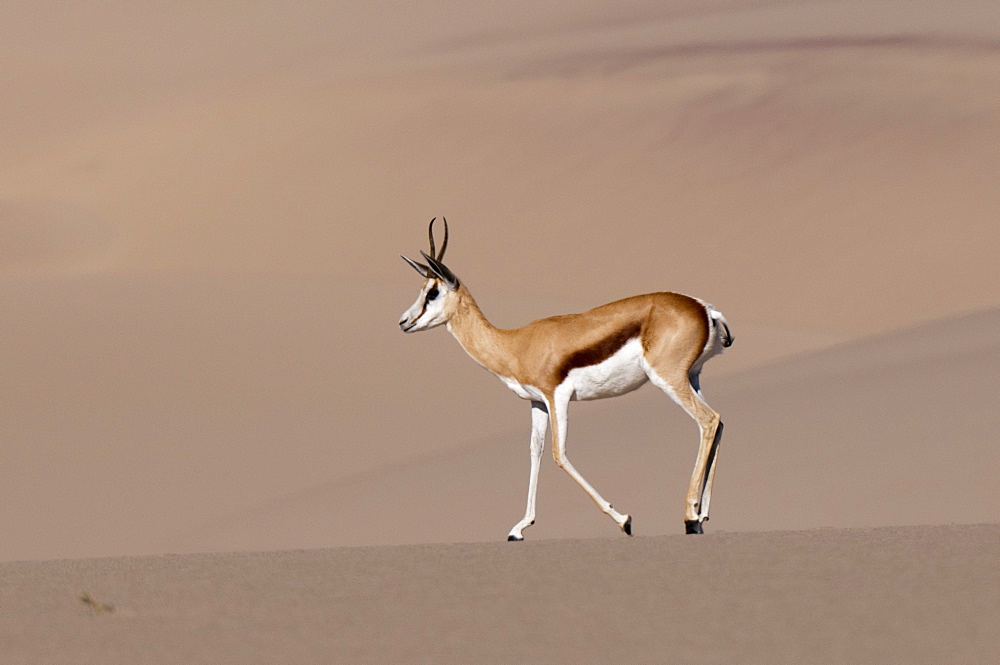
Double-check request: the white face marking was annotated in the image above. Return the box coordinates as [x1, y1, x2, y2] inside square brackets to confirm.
[565, 337, 648, 401]
[399, 279, 451, 333]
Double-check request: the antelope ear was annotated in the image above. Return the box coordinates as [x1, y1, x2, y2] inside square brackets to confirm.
[420, 251, 460, 290]
[401, 254, 433, 278]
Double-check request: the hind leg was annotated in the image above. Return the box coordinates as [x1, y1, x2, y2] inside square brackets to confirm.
[696, 419, 723, 524]
[646, 368, 723, 533]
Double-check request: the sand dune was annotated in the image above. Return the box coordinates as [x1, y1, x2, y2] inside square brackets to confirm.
[3, 524, 998, 664]
[2, 0, 999, 562]
[2, 0, 999, 660]
[3, 286, 993, 561]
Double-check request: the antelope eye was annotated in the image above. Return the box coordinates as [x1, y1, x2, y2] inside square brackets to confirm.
[426, 286, 440, 301]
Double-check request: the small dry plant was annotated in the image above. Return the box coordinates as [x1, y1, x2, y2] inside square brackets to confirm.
[79, 592, 115, 615]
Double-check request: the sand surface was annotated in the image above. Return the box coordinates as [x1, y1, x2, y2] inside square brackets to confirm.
[3, 524, 999, 664]
[2, 0, 999, 661]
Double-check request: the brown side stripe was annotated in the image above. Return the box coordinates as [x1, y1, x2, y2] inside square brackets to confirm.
[556, 321, 643, 382]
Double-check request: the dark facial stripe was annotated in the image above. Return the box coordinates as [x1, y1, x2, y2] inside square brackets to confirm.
[556, 321, 643, 382]
[412, 284, 435, 323]
[414, 302, 427, 323]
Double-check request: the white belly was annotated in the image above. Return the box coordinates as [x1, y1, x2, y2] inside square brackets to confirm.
[565, 337, 648, 401]
[499, 375, 546, 402]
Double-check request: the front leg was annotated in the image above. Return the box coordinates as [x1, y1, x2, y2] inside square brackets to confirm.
[548, 386, 632, 536]
[507, 400, 548, 541]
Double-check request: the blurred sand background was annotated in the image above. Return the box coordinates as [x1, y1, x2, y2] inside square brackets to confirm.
[1, 0, 999, 661]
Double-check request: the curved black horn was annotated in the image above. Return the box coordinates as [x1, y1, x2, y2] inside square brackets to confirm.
[437, 217, 449, 261]
[427, 217, 437, 262]
[427, 217, 450, 262]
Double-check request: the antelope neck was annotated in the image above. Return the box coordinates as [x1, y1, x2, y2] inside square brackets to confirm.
[446, 287, 514, 379]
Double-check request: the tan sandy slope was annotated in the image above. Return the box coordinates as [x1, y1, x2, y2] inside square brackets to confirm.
[2, 524, 998, 664]
[1, 0, 998, 562]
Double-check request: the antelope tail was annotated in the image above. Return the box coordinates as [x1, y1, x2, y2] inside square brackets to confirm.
[710, 309, 734, 348]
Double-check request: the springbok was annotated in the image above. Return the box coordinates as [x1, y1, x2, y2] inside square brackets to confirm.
[399, 218, 733, 539]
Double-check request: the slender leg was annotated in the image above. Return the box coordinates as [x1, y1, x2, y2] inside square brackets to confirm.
[646, 368, 721, 534]
[681, 392, 721, 533]
[548, 387, 632, 535]
[697, 420, 724, 522]
[507, 401, 549, 541]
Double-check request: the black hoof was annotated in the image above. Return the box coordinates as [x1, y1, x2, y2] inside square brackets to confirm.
[507, 535, 523, 542]
[622, 515, 633, 536]
[684, 520, 704, 535]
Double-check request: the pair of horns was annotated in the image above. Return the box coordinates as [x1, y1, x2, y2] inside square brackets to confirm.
[427, 216, 448, 262]
[401, 217, 459, 288]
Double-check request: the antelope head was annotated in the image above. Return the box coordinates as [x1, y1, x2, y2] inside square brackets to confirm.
[399, 217, 461, 333]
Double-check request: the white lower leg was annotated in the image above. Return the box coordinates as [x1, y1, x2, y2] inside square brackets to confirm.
[559, 457, 630, 527]
[507, 449, 541, 540]
[508, 401, 548, 541]
[550, 391, 630, 533]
